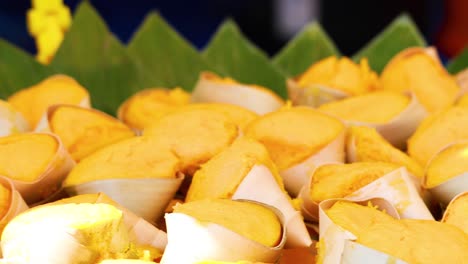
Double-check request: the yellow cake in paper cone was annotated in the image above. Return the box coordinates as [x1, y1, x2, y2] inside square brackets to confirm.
[245, 107, 344, 171]
[64, 136, 180, 187]
[0, 99, 30, 136]
[0, 133, 72, 204]
[320, 201, 468, 264]
[408, 106, 468, 166]
[7, 75, 90, 128]
[309, 162, 399, 203]
[191, 72, 284, 115]
[380, 47, 459, 112]
[144, 107, 238, 174]
[0, 133, 57, 182]
[162, 199, 285, 263]
[318, 91, 409, 124]
[425, 141, 468, 188]
[118, 87, 190, 131]
[245, 107, 345, 195]
[347, 126, 424, 178]
[443, 192, 468, 234]
[186, 137, 284, 202]
[63, 136, 183, 223]
[186, 137, 311, 248]
[46, 105, 134, 162]
[174, 199, 282, 247]
[1, 203, 133, 263]
[296, 56, 379, 96]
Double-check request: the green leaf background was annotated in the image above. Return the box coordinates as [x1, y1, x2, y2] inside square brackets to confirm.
[1, 1, 466, 114]
[273, 22, 340, 77]
[352, 14, 426, 73]
[203, 20, 287, 98]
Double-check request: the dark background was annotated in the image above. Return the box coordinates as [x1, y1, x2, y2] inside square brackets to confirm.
[0, 0, 466, 61]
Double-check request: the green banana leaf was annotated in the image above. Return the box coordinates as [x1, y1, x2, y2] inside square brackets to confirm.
[447, 47, 468, 74]
[353, 14, 426, 73]
[51, 2, 146, 114]
[0, 39, 56, 99]
[273, 22, 340, 77]
[128, 13, 217, 91]
[203, 19, 287, 98]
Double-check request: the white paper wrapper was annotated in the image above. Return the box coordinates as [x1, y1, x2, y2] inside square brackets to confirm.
[280, 131, 345, 197]
[318, 198, 405, 264]
[341, 93, 427, 149]
[300, 166, 433, 222]
[191, 72, 284, 115]
[232, 164, 312, 248]
[64, 173, 184, 225]
[345, 167, 433, 220]
[0, 102, 30, 137]
[287, 79, 349, 107]
[345, 130, 432, 207]
[0, 177, 29, 236]
[160, 200, 287, 264]
[424, 142, 468, 205]
[8, 133, 75, 204]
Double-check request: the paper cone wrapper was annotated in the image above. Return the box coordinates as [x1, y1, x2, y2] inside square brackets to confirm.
[340, 241, 408, 264]
[318, 198, 404, 264]
[455, 68, 468, 98]
[280, 131, 345, 196]
[0, 103, 29, 137]
[9, 133, 75, 204]
[191, 72, 284, 115]
[232, 164, 312, 248]
[160, 200, 287, 264]
[441, 191, 468, 223]
[47, 192, 168, 251]
[346, 133, 431, 207]
[343, 93, 427, 149]
[287, 78, 349, 107]
[424, 141, 468, 205]
[345, 167, 433, 220]
[0, 177, 29, 237]
[65, 173, 184, 224]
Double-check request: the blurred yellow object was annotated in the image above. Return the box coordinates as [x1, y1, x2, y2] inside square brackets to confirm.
[27, 0, 72, 64]
[458, 94, 468, 107]
[297, 56, 379, 96]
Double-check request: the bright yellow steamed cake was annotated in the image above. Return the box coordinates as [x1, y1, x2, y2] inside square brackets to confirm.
[173, 199, 282, 247]
[49, 105, 134, 162]
[8, 75, 89, 128]
[0, 133, 58, 182]
[245, 107, 344, 170]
